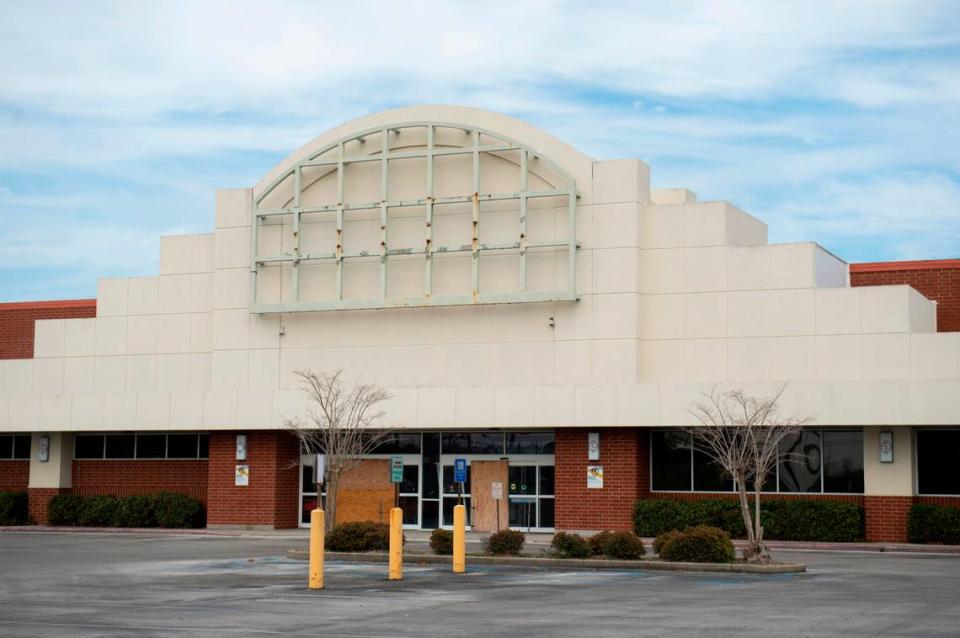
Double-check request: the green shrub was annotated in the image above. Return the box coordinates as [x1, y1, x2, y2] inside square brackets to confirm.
[603, 531, 646, 559]
[430, 528, 454, 555]
[114, 495, 157, 528]
[486, 529, 525, 555]
[152, 492, 205, 528]
[633, 498, 862, 542]
[551, 532, 590, 558]
[77, 495, 120, 527]
[0, 491, 29, 525]
[48, 494, 83, 526]
[588, 530, 617, 556]
[653, 530, 683, 555]
[908, 503, 960, 545]
[326, 521, 392, 552]
[658, 525, 735, 563]
[46, 493, 204, 529]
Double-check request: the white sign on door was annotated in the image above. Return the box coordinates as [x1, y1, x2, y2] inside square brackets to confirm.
[491, 481, 503, 500]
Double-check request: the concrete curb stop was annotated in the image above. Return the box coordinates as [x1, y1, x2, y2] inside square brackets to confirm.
[285, 550, 806, 574]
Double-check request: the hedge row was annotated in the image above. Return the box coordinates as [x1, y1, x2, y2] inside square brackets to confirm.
[0, 491, 29, 526]
[326, 521, 394, 552]
[48, 492, 205, 528]
[633, 498, 864, 542]
[655, 526, 735, 563]
[908, 503, 960, 545]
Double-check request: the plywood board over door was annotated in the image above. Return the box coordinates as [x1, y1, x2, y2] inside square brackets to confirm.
[336, 459, 393, 525]
[471, 460, 508, 532]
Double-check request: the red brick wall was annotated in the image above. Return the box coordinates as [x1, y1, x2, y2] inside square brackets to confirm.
[863, 495, 913, 543]
[72, 460, 208, 503]
[0, 460, 29, 492]
[916, 495, 960, 508]
[0, 299, 97, 359]
[850, 259, 960, 332]
[206, 430, 300, 529]
[27, 487, 70, 525]
[555, 428, 647, 531]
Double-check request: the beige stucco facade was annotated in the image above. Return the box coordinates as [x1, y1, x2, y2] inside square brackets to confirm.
[1, 105, 958, 439]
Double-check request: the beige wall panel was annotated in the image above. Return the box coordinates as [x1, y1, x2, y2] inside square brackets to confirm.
[591, 339, 638, 385]
[64, 318, 96, 357]
[127, 276, 159, 315]
[96, 277, 128, 317]
[125, 315, 158, 355]
[160, 235, 193, 275]
[685, 292, 726, 339]
[63, 357, 95, 394]
[770, 243, 814, 289]
[592, 203, 638, 249]
[32, 358, 64, 395]
[863, 427, 913, 496]
[684, 247, 727, 292]
[726, 246, 771, 291]
[770, 289, 815, 336]
[910, 333, 960, 379]
[727, 290, 770, 337]
[534, 385, 575, 426]
[215, 188, 252, 229]
[34, 320, 65, 358]
[158, 274, 193, 315]
[94, 316, 127, 356]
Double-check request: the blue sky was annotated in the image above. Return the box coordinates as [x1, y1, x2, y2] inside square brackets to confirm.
[1, 0, 958, 301]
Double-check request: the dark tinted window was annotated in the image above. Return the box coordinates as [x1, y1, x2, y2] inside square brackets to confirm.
[442, 432, 503, 455]
[167, 434, 199, 458]
[422, 463, 439, 499]
[917, 430, 960, 495]
[422, 433, 440, 464]
[105, 434, 135, 459]
[651, 431, 691, 491]
[779, 431, 822, 492]
[136, 434, 166, 459]
[198, 434, 209, 459]
[400, 465, 419, 494]
[822, 431, 864, 493]
[442, 497, 471, 526]
[421, 500, 439, 529]
[0, 436, 12, 459]
[693, 449, 733, 491]
[539, 498, 555, 528]
[370, 433, 421, 454]
[508, 498, 536, 528]
[506, 432, 554, 454]
[75, 435, 105, 459]
[13, 435, 32, 459]
[538, 466, 555, 496]
[509, 466, 536, 495]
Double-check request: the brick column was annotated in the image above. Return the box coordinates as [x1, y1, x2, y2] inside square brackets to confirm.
[864, 496, 913, 543]
[206, 430, 300, 529]
[555, 428, 647, 531]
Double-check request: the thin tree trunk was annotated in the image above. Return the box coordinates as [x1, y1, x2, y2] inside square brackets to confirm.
[736, 475, 755, 548]
[326, 472, 339, 532]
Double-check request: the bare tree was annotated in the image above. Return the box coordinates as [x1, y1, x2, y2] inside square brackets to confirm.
[285, 369, 392, 531]
[687, 385, 812, 563]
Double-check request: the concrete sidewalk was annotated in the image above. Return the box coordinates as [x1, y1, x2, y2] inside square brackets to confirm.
[4, 525, 960, 555]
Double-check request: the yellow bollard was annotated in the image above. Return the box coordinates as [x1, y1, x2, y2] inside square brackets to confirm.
[453, 504, 466, 573]
[309, 509, 325, 590]
[389, 507, 403, 580]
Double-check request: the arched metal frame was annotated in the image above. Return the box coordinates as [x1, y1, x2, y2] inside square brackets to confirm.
[250, 121, 579, 313]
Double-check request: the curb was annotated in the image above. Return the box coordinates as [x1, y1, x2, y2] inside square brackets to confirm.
[285, 550, 806, 574]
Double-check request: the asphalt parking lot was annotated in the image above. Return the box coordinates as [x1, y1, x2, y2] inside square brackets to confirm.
[1, 531, 959, 637]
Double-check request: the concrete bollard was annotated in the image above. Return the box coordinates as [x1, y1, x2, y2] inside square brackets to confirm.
[309, 509, 325, 590]
[453, 504, 466, 573]
[389, 507, 403, 580]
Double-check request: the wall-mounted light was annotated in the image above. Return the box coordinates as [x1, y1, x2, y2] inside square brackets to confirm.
[38, 435, 50, 462]
[588, 432, 600, 461]
[236, 434, 248, 461]
[879, 431, 894, 463]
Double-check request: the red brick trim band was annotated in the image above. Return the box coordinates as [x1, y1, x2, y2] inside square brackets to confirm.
[850, 259, 960, 273]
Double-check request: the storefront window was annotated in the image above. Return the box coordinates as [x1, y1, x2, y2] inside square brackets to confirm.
[779, 431, 822, 493]
[822, 431, 864, 493]
[506, 432, 554, 454]
[917, 430, 960, 495]
[651, 431, 692, 491]
[0, 434, 31, 460]
[441, 432, 504, 455]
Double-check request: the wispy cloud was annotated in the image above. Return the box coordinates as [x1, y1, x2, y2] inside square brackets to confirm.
[0, 0, 958, 299]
